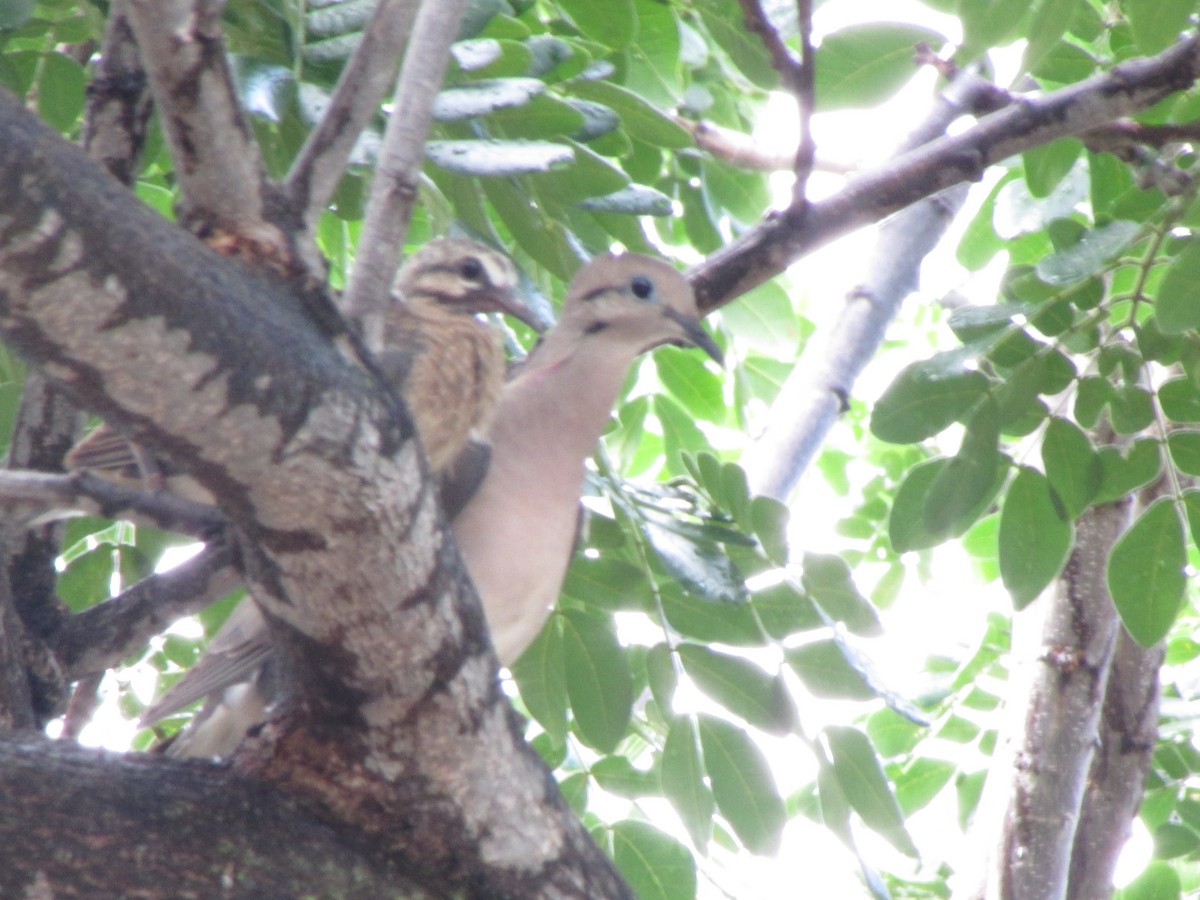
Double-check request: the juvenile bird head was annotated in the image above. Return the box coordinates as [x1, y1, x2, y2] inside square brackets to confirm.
[560, 253, 722, 363]
[392, 237, 541, 331]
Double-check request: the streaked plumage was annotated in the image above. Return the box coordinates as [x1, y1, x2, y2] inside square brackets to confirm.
[137, 238, 529, 755]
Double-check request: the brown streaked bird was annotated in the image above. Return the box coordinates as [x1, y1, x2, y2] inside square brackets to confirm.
[135, 237, 532, 757]
[142, 251, 721, 758]
[453, 252, 722, 665]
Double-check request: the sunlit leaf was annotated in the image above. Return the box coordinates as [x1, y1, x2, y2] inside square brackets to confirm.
[814, 23, 946, 108]
[662, 719, 715, 847]
[561, 609, 632, 751]
[1034, 220, 1139, 284]
[612, 820, 696, 900]
[558, 0, 636, 47]
[787, 639, 876, 700]
[510, 617, 568, 743]
[801, 554, 882, 636]
[698, 715, 787, 855]
[678, 644, 795, 734]
[871, 352, 990, 443]
[825, 725, 918, 857]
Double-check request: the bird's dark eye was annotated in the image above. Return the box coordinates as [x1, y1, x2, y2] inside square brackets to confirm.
[459, 257, 485, 282]
[630, 275, 654, 299]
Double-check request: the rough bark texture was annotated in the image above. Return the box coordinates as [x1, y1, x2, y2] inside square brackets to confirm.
[1067, 631, 1164, 897]
[0, 735, 427, 899]
[962, 499, 1132, 900]
[0, 87, 629, 897]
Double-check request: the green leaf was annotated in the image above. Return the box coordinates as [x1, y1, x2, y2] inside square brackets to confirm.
[825, 725, 918, 857]
[643, 513, 747, 605]
[568, 80, 692, 148]
[999, 467, 1073, 609]
[889, 456, 1006, 551]
[558, 0, 636, 48]
[1110, 385, 1155, 434]
[561, 609, 633, 751]
[923, 400, 1001, 535]
[959, 0, 1033, 60]
[662, 719, 715, 848]
[1041, 417, 1101, 518]
[532, 139, 630, 202]
[702, 160, 770, 225]
[786, 639, 876, 700]
[814, 24, 946, 109]
[487, 93, 588, 138]
[1095, 439, 1162, 504]
[693, 0, 778, 88]
[577, 184, 673, 215]
[889, 458, 950, 552]
[1022, 138, 1083, 198]
[1182, 490, 1200, 556]
[895, 757, 956, 815]
[1118, 861, 1181, 900]
[697, 715, 787, 855]
[801, 554, 882, 636]
[612, 820, 696, 900]
[0, 0, 34, 29]
[1123, 0, 1193, 53]
[660, 586, 764, 645]
[592, 756, 659, 798]
[678, 644, 795, 735]
[656, 347, 726, 422]
[1155, 241, 1200, 333]
[750, 495, 790, 566]
[1168, 430, 1200, 477]
[1109, 497, 1186, 647]
[1074, 375, 1114, 427]
[1035, 220, 1139, 284]
[1018, 0, 1078, 76]
[510, 617, 568, 742]
[427, 139, 574, 176]
[37, 52, 85, 133]
[719, 280, 802, 355]
[562, 556, 649, 613]
[1161, 377, 1200, 424]
[994, 354, 1052, 427]
[871, 352, 991, 443]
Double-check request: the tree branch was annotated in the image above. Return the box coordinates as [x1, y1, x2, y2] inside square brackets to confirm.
[0, 86, 628, 897]
[285, 0, 423, 228]
[0, 470, 225, 538]
[689, 31, 1200, 312]
[121, 0, 285, 257]
[342, 0, 472, 350]
[742, 67, 997, 499]
[0, 735, 429, 898]
[1066, 628, 1163, 896]
[53, 541, 238, 682]
[961, 498, 1132, 899]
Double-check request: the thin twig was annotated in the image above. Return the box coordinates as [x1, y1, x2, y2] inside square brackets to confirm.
[285, 0, 423, 228]
[342, 0, 473, 351]
[53, 541, 239, 681]
[0, 470, 226, 539]
[674, 116, 854, 173]
[791, 0, 816, 208]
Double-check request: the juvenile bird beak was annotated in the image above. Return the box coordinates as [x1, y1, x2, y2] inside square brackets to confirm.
[664, 307, 723, 365]
[496, 289, 550, 334]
